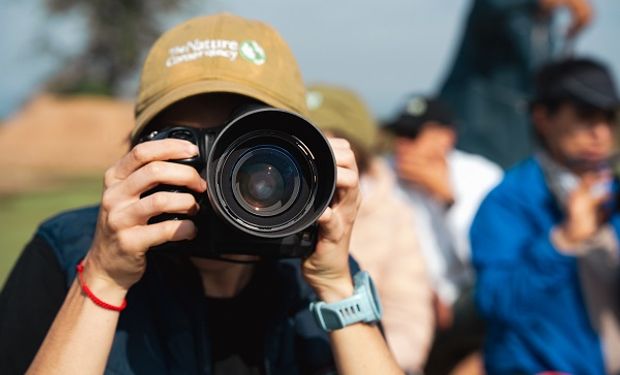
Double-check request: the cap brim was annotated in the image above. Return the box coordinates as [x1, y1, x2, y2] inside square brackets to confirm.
[381, 121, 400, 134]
[578, 96, 620, 111]
[380, 116, 425, 138]
[133, 79, 307, 140]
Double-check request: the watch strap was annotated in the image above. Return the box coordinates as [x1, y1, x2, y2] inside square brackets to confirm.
[310, 271, 382, 331]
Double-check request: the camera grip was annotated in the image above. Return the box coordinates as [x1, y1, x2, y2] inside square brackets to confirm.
[137, 127, 205, 224]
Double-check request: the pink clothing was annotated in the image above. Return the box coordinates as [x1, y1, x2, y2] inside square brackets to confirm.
[351, 158, 434, 372]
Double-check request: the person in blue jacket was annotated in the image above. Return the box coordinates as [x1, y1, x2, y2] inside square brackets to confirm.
[471, 57, 620, 374]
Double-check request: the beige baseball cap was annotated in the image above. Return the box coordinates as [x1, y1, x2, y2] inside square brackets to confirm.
[306, 84, 378, 154]
[132, 13, 308, 140]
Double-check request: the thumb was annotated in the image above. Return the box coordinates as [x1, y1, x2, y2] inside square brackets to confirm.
[317, 207, 343, 243]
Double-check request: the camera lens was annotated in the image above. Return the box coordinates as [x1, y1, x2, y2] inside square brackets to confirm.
[208, 107, 336, 238]
[232, 146, 301, 217]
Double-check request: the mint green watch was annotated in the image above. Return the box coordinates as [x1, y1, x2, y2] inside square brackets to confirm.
[310, 271, 383, 332]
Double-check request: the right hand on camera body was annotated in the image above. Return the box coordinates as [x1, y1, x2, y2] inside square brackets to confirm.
[83, 139, 207, 299]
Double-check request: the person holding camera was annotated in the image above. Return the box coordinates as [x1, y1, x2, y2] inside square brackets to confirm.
[471, 58, 620, 374]
[0, 14, 403, 375]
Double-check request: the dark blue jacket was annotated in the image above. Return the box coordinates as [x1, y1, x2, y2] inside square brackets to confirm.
[36, 205, 341, 375]
[471, 158, 616, 374]
[439, 0, 554, 169]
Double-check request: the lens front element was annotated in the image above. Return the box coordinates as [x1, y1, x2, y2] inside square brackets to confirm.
[208, 107, 336, 238]
[233, 146, 301, 217]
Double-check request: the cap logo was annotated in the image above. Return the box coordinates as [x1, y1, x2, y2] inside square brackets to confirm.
[165, 39, 239, 67]
[406, 97, 427, 116]
[306, 91, 324, 110]
[240, 40, 266, 65]
[164, 38, 266, 68]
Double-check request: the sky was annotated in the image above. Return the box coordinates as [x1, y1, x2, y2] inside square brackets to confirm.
[1, 0, 619, 120]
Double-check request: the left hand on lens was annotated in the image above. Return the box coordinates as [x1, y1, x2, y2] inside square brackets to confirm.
[302, 138, 361, 302]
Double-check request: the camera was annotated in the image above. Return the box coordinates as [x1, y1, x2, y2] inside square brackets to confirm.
[138, 105, 336, 259]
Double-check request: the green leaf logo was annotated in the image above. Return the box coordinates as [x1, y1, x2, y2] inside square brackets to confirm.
[239, 40, 266, 65]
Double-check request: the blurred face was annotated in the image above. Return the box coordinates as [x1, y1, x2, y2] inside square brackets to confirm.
[534, 103, 616, 174]
[395, 123, 456, 161]
[148, 93, 250, 132]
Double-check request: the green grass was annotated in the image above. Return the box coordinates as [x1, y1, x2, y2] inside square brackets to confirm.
[0, 177, 103, 287]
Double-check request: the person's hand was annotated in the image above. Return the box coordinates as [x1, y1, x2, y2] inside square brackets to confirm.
[555, 171, 610, 250]
[432, 292, 454, 331]
[83, 139, 206, 299]
[540, 0, 593, 37]
[395, 141, 454, 205]
[565, 0, 593, 37]
[302, 138, 361, 302]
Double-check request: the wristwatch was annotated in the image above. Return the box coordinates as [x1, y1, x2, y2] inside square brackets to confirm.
[310, 271, 383, 332]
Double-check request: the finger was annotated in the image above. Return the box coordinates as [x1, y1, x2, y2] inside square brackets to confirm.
[590, 182, 612, 204]
[336, 166, 359, 189]
[332, 146, 358, 172]
[580, 172, 605, 190]
[120, 220, 197, 253]
[567, 5, 593, 37]
[328, 137, 351, 150]
[109, 139, 199, 183]
[317, 207, 343, 243]
[108, 192, 199, 229]
[117, 161, 206, 199]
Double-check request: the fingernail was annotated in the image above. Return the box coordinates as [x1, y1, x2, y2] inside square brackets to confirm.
[201, 179, 207, 190]
[189, 145, 199, 155]
[189, 203, 200, 216]
[185, 222, 198, 240]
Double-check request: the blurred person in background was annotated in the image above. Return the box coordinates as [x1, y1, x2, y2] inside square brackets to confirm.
[471, 57, 620, 374]
[307, 84, 434, 374]
[440, 0, 593, 169]
[0, 14, 404, 375]
[384, 96, 502, 375]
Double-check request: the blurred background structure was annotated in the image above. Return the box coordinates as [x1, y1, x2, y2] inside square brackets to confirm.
[3, 0, 620, 120]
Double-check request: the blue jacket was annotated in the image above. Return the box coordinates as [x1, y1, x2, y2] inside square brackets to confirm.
[471, 158, 616, 374]
[36, 205, 342, 375]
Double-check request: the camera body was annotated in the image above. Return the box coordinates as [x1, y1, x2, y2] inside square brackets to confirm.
[139, 105, 336, 259]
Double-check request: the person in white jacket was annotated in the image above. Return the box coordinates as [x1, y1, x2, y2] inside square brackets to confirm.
[385, 95, 502, 375]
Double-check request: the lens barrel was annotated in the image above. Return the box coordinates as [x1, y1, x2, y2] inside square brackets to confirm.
[207, 106, 336, 238]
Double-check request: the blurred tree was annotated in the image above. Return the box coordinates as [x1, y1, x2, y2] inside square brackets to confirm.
[44, 0, 185, 95]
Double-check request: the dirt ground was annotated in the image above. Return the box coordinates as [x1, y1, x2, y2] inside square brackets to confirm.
[0, 94, 135, 193]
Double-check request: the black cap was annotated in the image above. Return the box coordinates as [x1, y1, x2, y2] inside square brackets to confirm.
[533, 57, 620, 111]
[383, 95, 455, 138]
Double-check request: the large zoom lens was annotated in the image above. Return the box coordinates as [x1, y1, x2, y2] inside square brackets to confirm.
[232, 146, 301, 217]
[207, 107, 336, 238]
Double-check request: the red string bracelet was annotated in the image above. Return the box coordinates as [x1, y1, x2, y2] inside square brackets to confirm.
[76, 261, 127, 312]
